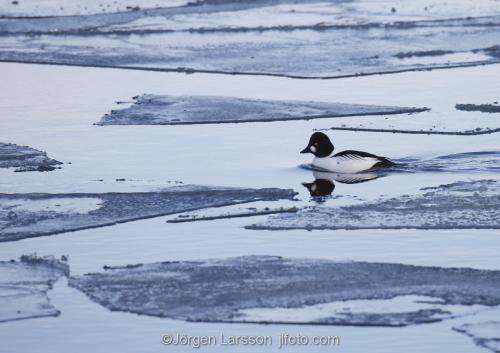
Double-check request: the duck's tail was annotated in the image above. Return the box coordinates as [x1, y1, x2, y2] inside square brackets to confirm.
[373, 156, 396, 168]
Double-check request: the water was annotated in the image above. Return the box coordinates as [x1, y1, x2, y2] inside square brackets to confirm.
[0, 61, 500, 352]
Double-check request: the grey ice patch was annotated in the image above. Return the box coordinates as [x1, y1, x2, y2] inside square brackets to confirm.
[0, 142, 62, 172]
[454, 322, 500, 353]
[0, 185, 296, 242]
[96, 95, 426, 125]
[394, 50, 455, 59]
[455, 103, 500, 113]
[69, 255, 500, 326]
[167, 207, 298, 223]
[247, 179, 500, 230]
[0, 255, 69, 323]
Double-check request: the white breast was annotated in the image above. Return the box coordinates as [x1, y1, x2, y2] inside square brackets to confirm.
[312, 155, 379, 173]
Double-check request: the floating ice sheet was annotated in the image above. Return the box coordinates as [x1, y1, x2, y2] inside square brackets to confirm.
[97, 95, 426, 125]
[456, 103, 500, 113]
[0, 142, 62, 172]
[247, 179, 500, 230]
[0, 185, 296, 242]
[70, 255, 500, 326]
[454, 322, 500, 353]
[167, 207, 298, 223]
[1, 2, 500, 78]
[0, 255, 69, 323]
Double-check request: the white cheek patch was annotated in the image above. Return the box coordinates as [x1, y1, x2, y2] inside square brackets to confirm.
[310, 146, 317, 153]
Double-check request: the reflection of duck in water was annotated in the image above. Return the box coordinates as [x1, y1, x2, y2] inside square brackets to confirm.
[303, 171, 382, 197]
[300, 132, 394, 173]
[313, 170, 381, 184]
[302, 179, 335, 197]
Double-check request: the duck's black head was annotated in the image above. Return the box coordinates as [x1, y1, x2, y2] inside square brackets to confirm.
[300, 132, 334, 158]
[302, 179, 335, 197]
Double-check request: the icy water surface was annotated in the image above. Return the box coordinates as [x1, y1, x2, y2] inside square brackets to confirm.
[0, 59, 500, 353]
[2, 0, 500, 78]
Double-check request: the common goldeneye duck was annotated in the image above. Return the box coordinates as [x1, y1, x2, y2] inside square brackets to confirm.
[300, 132, 394, 173]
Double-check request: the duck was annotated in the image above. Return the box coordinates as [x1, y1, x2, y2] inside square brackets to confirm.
[300, 132, 394, 173]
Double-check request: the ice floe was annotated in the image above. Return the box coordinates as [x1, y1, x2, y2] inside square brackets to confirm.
[167, 206, 298, 223]
[70, 255, 500, 326]
[456, 103, 500, 113]
[0, 142, 62, 172]
[96, 94, 426, 125]
[0, 185, 296, 242]
[0, 28, 498, 79]
[454, 322, 500, 353]
[0, 255, 68, 323]
[247, 179, 500, 230]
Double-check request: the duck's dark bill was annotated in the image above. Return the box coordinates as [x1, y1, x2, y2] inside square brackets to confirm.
[300, 146, 311, 154]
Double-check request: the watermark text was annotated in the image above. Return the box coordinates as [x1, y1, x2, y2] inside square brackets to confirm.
[161, 332, 340, 349]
